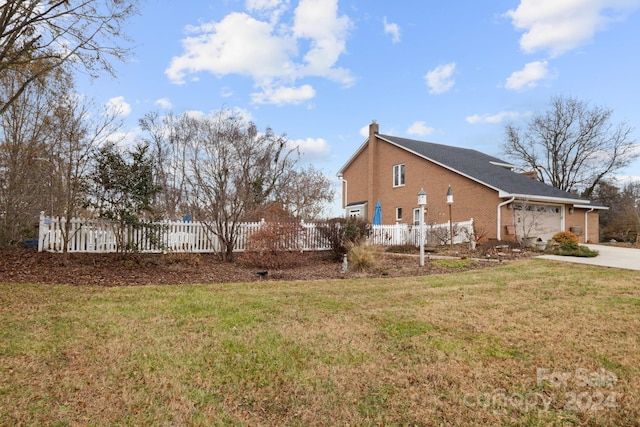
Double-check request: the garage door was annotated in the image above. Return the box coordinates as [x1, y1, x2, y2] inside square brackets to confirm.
[513, 203, 562, 241]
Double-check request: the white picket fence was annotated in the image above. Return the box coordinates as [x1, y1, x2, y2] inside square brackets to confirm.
[368, 219, 475, 247]
[37, 213, 474, 254]
[37, 214, 332, 253]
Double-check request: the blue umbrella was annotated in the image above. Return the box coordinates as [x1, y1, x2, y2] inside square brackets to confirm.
[372, 200, 382, 225]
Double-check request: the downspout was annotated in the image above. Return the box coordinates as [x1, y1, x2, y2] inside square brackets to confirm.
[338, 174, 347, 216]
[497, 196, 516, 241]
[584, 207, 595, 243]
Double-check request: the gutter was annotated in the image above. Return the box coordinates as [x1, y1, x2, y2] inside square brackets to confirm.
[337, 173, 347, 212]
[497, 196, 516, 241]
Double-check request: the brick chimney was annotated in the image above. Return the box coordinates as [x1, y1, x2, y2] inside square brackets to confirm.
[367, 120, 379, 220]
[521, 170, 539, 180]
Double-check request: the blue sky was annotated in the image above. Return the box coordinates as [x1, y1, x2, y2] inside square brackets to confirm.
[80, 0, 640, 217]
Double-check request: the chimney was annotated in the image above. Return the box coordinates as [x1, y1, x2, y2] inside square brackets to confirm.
[369, 119, 379, 137]
[521, 170, 539, 180]
[367, 120, 379, 221]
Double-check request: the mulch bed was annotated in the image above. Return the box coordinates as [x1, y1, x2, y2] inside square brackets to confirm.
[0, 248, 511, 287]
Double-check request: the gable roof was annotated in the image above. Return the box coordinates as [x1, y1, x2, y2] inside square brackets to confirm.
[339, 133, 591, 205]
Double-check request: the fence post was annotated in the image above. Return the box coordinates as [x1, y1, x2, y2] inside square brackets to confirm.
[38, 212, 46, 252]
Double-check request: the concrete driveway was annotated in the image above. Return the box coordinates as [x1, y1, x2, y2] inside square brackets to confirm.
[537, 244, 640, 271]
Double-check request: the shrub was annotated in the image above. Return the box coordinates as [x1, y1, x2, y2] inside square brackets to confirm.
[240, 222, 304, 269]
[318, 218, 370, 261]
[551, 231, 579, 245]
[549, 242, 599, 257]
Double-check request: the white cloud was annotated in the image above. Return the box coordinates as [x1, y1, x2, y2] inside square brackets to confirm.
[166, 0, 353, 105]
[288, 137, 331, 159]
[383, 17, 400, 43]
[251, 84, 315, 105]
[407, 121, 435, 136]
[424, 62, 456, 94]
[245, 0, 285, 9]
[615, 174, 640, 185]
[105, 96, 131, 116]
[166, 13, 296, 84]
[155, 98, 172, 109]
[506, 0, 640, 57]
[292, 0, 353, 83]
[505, 60, 550, 90]
[466, 110, 532, 124]
[104, 128, 140, 149]
[245, 0, 289, 21]
[184, 110, 206, 121]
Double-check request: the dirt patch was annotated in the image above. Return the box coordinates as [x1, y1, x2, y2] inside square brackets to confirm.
[0, 248, 515, 286]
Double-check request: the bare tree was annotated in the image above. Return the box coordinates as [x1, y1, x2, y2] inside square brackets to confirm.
[0, 60, 67, 246]
[0, 0, 138, 114]
[46, 91, 123, 256]
[275, 165, 335, 221]
[187, 111, 298, 261]
[503, 95, 638, 198]
[606, 181, 640, 245]
[139, 111, 196, 219]
[621, 182, 640, 246]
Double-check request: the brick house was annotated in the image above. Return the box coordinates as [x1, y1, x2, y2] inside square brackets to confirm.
[337, 121, 606, 243]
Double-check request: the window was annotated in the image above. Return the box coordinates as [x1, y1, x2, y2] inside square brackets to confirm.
[413, 208, 421, 225]
[396, 207, 403, 221]
[393, 164, 405, 187]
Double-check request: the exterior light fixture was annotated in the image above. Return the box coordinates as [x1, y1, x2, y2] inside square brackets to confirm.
[446, 186, 454, 250]
[418, 188, 427, 266]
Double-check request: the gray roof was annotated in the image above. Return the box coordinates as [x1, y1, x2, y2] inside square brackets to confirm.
[378, 134, 589, 203]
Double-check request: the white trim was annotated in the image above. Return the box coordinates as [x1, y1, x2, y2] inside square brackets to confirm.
[573, 204, 609, 210]
[499, 192, 589, 205]
[393, 163, 405, 187]
[395, 206, 403, 221]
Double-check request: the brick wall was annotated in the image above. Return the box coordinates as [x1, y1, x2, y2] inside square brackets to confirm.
[565, 208, 600, 243]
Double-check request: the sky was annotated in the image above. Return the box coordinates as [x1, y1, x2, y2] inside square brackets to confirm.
[78, 0, 640, 217]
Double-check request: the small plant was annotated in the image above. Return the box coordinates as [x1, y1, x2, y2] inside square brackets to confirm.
[346, 242, 380, 272]
[551, 231, 579, 245]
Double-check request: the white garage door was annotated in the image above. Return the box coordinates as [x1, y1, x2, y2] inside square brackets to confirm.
[513, 203, 562, 241]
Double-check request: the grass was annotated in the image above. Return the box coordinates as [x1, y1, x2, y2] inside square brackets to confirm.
[1, 259, 639, 426]
[431, 258, 479, 269]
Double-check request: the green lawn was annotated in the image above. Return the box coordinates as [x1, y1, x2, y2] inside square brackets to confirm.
[1, 259, 639, 426]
